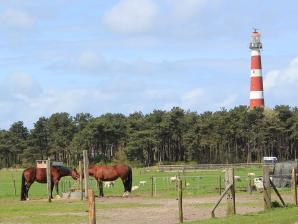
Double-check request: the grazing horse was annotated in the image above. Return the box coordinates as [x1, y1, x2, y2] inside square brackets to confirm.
[21, 166, 80, 201]
[88, 164, 132, 197]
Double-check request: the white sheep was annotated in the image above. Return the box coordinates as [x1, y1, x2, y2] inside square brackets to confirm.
[170, 176, 178, 182]
[139, 180, 146, 186]
[234, 176, 241, 182]
[104, 181, 115, 188]
[132, 185, 139, 191]
[248, 172, 256, 177]
[254, 177, 263, 192]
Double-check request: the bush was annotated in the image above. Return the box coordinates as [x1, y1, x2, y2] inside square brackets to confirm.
[271, 200, 282, 208]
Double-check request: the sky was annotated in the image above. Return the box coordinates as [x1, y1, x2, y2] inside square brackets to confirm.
[1, 0, 298, 129]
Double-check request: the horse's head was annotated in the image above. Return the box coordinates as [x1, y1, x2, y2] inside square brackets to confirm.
[71, 168, 80, 180]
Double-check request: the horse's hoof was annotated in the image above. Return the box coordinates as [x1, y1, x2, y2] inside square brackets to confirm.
[26, 198, 30, 201]
[122, 192, 129, 197]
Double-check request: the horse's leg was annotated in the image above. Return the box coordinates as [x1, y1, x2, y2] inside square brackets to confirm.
[97, 180, 104, 197]
[97, 180, 99, 196]
[25, 184, 29, 200]
[55, 181, 61, 198]
[121, 178, 129, 197]
[51, 181, 55, 199]
[26, 182, 33, 200]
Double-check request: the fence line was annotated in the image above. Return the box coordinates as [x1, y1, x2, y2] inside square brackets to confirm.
[157, 163, 262, 171]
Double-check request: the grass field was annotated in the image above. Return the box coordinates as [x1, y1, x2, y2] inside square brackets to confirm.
[191, 206, 298, 224]
[0, 166, 264, 200]
[1, 165, 297, 224]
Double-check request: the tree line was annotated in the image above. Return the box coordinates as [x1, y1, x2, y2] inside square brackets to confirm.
[1, 105, 298, 168]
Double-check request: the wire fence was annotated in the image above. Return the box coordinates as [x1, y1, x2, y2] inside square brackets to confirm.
[57, 173, 266, 197]
[1, 168, 296, 199]
[50, 172, 298, 199]
[149, 174, 252, 197]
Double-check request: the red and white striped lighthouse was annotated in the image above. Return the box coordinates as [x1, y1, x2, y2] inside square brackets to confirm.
[249, 29, 264, 109]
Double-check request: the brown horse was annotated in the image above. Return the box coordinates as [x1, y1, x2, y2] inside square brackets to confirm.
[21, 166, 79, 201]
[88, 164, 132, 197]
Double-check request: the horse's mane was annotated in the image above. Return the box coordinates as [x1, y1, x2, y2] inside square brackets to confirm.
[54, 166, 72, 174]
[89, 164, 127, 168]
[89, 164, 116, 168]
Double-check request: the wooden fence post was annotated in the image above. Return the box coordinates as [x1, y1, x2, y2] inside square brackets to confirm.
[68, 180, 71, 192]
[83, 150, 89, 199]
[11, 173, 16, 196]
[88, 189, 96, 224]
[46, 158, 51, 203]
[211, 183, 233, 218]
[154, 177, 157, 197]
[249, 177, 252, 194]
[178, 179, 183, 223]
[61, 180, 64, 193]
[219, 175, 222, 195]
[79, 161, 84, 200]
[292, 168, 297, 205]
[225, 168, 235, 216]
[269, 179, 286, 207]
[263, 165, 271, 209]
[13, 179, 16, 196]
[151, 176, 154, 197]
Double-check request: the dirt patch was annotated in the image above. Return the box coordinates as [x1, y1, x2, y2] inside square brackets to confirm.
[28, 192, 290, 224]
[93, 194, 265, 224]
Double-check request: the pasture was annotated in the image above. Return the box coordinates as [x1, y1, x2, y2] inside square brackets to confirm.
[1, 166, 264, 199]
[0, 166, 298, 224]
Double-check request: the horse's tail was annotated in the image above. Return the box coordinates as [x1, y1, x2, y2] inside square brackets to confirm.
[127, 166, 132, 192]
[20, 171, 26, 201]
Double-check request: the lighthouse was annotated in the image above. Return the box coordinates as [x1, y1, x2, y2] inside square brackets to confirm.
[249, 29, 264, 109]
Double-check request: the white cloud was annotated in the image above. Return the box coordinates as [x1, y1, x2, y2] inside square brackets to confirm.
[103, 0, 158, 33]
[263, 57, 298, 107]
[0, 83, 116, 129]
[102, 0, 221, 36]
[181, 88, 204, 108]
[144, 89, 174, 100]
[166, 0, 209, 21]
[264, 57, 298, 91]
[0, 9, 34, 29]
[77, 51, 105, 71]
[3, 73, 42, 98]
[47, 50, 246, 78]
[0, 73, 154, 128]
[180, 88, 238, 111]
[0, 72, 242, 129]
[263, 70, 279, 90]
[215, 94, 238, 109]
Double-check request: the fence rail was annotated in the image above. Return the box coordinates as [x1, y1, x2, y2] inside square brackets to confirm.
[157, 163, 262, 172]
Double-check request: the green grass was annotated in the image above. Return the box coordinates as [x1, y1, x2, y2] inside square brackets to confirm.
[6, 165, 295, 224]
[189, 206, 298, 224]
[0, 198, 160, 224]
[0, 166, 263, 200]
[0, 200, 87, 224]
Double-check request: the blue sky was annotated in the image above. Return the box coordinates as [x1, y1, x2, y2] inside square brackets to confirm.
[1, 0, 298, 129]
